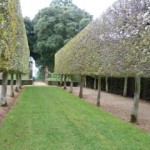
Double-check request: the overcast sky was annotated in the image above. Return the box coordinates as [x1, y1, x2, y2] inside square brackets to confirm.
[20, 0, 117, 19]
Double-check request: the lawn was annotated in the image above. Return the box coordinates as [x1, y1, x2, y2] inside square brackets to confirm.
[0, 86, 150, 150]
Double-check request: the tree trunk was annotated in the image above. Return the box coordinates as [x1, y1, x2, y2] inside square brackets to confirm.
[15, 73, 19, 92]
[84, 76, 87, 87]
[60, 74, 63, 87]
[45, 66, 48, 83]
[106, 77, 109, 92]
[10, 73, 15, 97]
[97, 76, 101, 107]
[94, 77, 96, 90]
[18, 73, 22, 89]
[70, 75, 73, 93]
[123, 77, 128, 96]
[64, 75, 67, 89]
[29, 65, 33, 79]
[79, 75, 84, 98]
[0, 72, 8, 107]
[130, 76, 141, 123]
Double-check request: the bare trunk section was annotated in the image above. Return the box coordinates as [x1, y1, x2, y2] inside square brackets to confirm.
[45, 66, 48, 83]
[84, 76, 87, 87]
[130, 76, 141, 123]
[105, 77, 109, 92]
[94, 77, 96, 90]
[18, 73, 22, 89]
[15, 73, 19, 92]
[123, 77, 128, 96]
[64, 75, 67, 89]
[70, 75, 73, 93]
[60, 74, 63, 87]
[10, 73, 15, 97]
[97, 76, 101, 107]
[79, 75, 84, 98]
[0, 72, 8, 107]
[29, 63, 33, 79]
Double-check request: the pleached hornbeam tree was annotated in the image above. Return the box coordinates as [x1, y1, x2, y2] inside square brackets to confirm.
[63, 75, 67, 89]
[105, 77, 109, 92]
[10, 73, 15, 97]
[79, 75, 84, 98]
[130, 76, 141, 123]
[0, 72, 8, 106]
[123, 77, 128, 96]
[97, 76, 101, 107]
[69, 75, 73, 93]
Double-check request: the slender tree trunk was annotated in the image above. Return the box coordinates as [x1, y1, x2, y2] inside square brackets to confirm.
[79, 75, 84, 98]
[60, 74, 63, 87]
[10, 73, 15, 97]
[29, 65, 33, 79]
[18, 73, 22, 89]
[94, 77, 96, 90]
[97, 76, 101, 107]
[123, 77, 128, 96]
[70, 75, 73, 93]
[130, 76, 141, 123]
[45, 66, 48, 83]
[15, 73, 19, 92]
[0, 72, 8, 107]
[106, 77, 109, 92]
[84, 76, 87, 87]
[64, 75, 67, 89]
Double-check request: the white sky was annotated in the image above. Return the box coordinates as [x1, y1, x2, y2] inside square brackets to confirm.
[20, 0, 117, 19]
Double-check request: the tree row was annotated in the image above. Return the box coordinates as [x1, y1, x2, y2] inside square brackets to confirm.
[55, 0, 150, 123]
[0, 0, 29, 106]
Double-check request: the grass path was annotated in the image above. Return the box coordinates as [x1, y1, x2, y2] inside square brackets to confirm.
[0, 86, 150, 150]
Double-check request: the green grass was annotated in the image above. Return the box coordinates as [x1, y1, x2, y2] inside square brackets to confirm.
[0, 87, 150, 150]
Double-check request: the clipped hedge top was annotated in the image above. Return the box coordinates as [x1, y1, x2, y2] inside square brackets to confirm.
[0, 0, 29, 73]
[55, 0, 150, 77]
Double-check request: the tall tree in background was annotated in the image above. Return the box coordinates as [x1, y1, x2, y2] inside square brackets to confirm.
[24, 17, 39, 60]
[31, 0, 92, 74]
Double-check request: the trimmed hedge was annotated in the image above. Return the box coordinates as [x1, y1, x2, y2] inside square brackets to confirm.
[0, 0, 29, 73]
[55, 0, 150, 78]
[47, 80, 78, 86]
[0, 80, 33, 85]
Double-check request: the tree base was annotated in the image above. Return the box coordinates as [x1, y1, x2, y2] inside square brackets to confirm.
[64, 87, 66, 90]
[10, 93, 15, 98]
[79, 93, 83, 98]
[130, 115, 137, 123]
[15, 88, 19, 93]
[1, 102, 8, 107]
[59, 82, 63, 87]
[123, 94, 127, 97]
[97, 101, 100, 107]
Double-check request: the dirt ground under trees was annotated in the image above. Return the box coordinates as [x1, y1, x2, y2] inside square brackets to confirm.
[0, 83, 150, 133]
[66, 86, 150, 133]
[0, 86, 21, 124]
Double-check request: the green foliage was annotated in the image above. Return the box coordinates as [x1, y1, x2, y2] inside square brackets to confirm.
[55, 0, 150, 77]
[48, 73, 71, 81]
[0, 0, 29, 73]
[32, 0, 92, 71]
[24, 17, 37, 59]
[0, 86, 150, 150]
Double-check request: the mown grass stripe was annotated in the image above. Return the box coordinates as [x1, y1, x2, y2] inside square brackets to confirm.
[0, 86, 149, 150]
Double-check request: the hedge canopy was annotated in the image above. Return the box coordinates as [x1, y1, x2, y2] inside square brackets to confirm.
[55, 0, 150, 77]
[0, 0, 29, 73]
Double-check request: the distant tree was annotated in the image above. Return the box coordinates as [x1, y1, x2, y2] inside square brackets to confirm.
[24, 17, 39, 60]
[32, 0, 92, 73]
